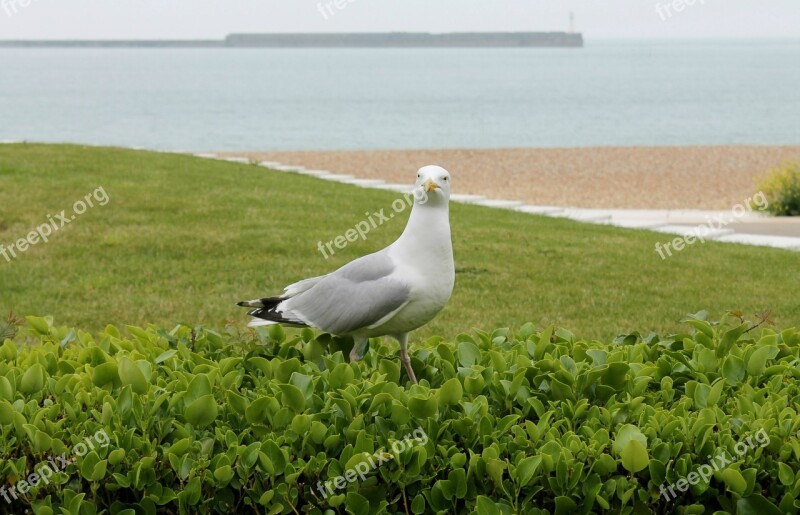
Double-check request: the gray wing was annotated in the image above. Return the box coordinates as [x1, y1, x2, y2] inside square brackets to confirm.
[279, 250, 410, 334]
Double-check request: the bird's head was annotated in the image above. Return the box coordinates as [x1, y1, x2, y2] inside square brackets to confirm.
[413, 165, 451, 206]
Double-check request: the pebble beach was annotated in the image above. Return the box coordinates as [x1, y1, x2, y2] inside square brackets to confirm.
[230, 146, 800, 210]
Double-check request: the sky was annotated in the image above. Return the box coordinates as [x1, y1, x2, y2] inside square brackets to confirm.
[0, 0, 798, 40]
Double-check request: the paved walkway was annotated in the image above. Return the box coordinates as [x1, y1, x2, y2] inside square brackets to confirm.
[207, 155, 800, 252]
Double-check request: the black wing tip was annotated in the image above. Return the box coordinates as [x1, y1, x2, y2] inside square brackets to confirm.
[247, 307, 308, 328]
[237, 296, 308, 327]
[237, 296, 283, 309]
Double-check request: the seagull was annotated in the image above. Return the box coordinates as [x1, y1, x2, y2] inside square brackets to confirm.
[238, 165, 455, 384]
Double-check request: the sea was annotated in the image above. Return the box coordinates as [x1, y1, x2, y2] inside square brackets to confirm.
[0, 39, 798, 151]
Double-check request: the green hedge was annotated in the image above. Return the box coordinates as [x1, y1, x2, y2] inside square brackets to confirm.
[1, 314, 799, 514]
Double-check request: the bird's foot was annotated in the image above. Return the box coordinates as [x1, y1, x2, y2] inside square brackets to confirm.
[349, 338, 370, 362]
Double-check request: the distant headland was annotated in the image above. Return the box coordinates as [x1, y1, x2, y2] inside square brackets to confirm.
[0, 32, 584, 49]
[224, 32, 584, 48]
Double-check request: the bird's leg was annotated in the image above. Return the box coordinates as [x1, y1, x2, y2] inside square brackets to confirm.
[397, 333, 418, 384]
[349, 336, 369, 362]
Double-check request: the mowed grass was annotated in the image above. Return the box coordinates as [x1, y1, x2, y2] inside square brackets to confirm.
[1, 144, 798, 341]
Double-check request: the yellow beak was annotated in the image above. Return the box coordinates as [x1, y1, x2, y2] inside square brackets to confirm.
[423, 178, 439, 193]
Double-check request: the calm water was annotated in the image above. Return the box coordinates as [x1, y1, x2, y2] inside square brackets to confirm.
[1, 40, 798, 151]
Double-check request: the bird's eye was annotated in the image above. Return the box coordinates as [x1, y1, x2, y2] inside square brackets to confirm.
[443, 177, 448, 181]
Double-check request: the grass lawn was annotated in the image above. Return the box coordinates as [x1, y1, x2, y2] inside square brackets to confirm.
[0, 143, 798, 340]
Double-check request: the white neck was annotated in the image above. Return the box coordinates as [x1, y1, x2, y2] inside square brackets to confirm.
[392, 199, 452, 261]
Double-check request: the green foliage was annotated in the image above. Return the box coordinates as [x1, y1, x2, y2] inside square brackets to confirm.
[0, 312, 22, 342]
[757, 162, 800, 216]
[2, 314, 800, 513]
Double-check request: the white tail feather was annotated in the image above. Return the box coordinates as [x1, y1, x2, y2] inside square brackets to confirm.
[248, 319, 279, 328]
